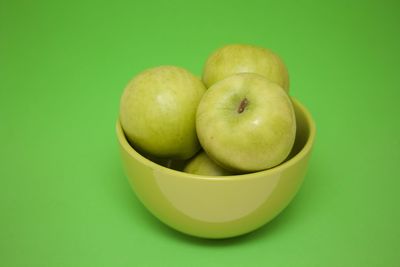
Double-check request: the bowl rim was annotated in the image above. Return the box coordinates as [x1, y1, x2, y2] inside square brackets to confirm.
[116, 97, 316, 181]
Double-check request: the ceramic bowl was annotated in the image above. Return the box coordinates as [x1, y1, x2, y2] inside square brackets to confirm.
[116, 98, 316, 239]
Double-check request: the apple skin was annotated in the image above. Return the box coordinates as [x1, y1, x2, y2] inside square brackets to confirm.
[202, 44, 289, 92]
[196, 73, 296, 172]
[183, 151, 234, 176]
[120, 66, 206, 160]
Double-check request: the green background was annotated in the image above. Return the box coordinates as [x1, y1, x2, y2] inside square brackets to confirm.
[1, 0, 399, 266]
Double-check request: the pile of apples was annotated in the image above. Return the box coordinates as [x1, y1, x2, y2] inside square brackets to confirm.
[120, 44, 296, 176]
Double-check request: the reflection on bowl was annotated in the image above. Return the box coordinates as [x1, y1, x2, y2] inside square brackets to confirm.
[116, 98, 316, 239]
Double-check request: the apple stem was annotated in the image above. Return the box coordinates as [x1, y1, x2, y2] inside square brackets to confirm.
[237, 98, 249, 113]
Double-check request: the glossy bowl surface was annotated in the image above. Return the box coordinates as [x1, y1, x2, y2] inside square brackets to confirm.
[116, 98, 316, 238]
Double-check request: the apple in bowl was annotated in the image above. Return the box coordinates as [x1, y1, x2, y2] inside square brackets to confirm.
[120, 66, 206, 160]
[202, 44, 290, 92]
[196, 73, 296, 173]
[183, 151, 233, 176]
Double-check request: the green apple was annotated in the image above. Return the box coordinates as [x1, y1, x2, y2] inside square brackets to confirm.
[183, 151, 233, 176]
[196, 73, 296, 172]
[202, 44, 290, 92]
[120, 66, 206, 160]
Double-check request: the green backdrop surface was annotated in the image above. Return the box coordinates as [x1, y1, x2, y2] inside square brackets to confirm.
[1, 0, 399, 266]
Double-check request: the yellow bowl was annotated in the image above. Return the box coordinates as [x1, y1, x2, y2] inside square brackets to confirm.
[116, 98, 316, 239]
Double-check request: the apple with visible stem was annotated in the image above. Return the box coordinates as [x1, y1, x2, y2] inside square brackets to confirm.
[202, 44, 290, 92]
[196, 73, 296, 172]
[120, 66, 206, 160]
[183, 151, 234, 176]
